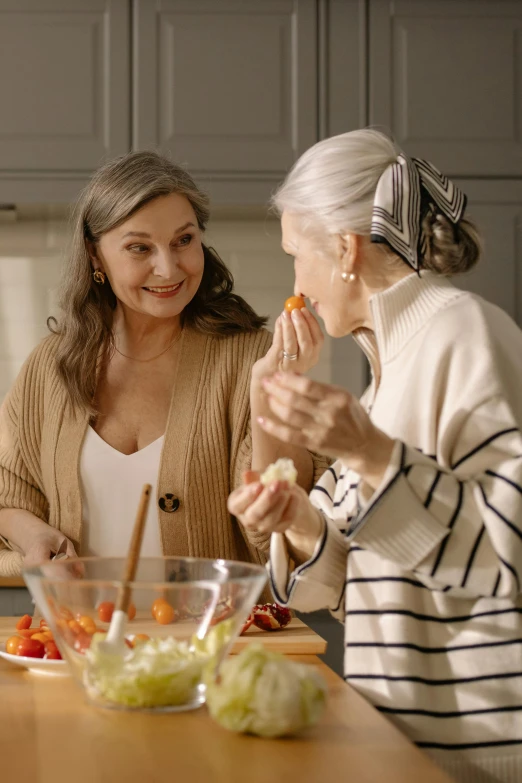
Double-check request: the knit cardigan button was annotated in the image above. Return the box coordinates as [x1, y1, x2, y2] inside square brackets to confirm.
[158, 494, 180, 513]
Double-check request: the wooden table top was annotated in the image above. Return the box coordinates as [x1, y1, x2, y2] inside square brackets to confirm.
[0, 576, 25, 587]
[0, 624, 454, 782]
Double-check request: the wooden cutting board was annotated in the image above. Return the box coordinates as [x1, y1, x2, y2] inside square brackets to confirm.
[0, 615, 327, 655]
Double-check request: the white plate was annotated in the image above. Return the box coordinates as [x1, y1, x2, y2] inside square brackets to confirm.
[0, 644, 69, 676]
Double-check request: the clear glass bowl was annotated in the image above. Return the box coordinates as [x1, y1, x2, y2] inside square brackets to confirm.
[24, 557, 267, 712]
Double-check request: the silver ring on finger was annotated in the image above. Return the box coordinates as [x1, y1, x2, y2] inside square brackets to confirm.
[282, 350, 299, 361]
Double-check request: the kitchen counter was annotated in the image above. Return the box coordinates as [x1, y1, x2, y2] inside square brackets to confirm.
[0, 617, 454, 783]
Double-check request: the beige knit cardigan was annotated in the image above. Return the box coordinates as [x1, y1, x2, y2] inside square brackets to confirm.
[0, 327, 328, 576]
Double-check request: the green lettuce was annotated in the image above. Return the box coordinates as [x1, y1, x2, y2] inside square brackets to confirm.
[205, 643, 327, 737]
[85, 635, 204, 709]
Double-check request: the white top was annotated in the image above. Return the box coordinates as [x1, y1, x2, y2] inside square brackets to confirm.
[80, 426, 164, 557]
[270, 272, 522, 783]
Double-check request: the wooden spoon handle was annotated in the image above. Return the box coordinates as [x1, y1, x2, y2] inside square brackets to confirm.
[116, 483, 152, 613]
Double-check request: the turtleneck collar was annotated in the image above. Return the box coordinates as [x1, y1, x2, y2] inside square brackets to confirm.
[360, 271, 464, 366]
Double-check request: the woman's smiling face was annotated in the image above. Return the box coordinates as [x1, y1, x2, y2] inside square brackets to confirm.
[91, 193, 205, 320]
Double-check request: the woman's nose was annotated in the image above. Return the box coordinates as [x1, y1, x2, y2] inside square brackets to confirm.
[153, 249, 178, 278]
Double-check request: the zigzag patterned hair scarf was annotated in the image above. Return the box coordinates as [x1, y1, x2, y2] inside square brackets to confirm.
[370, 152, 467, 271]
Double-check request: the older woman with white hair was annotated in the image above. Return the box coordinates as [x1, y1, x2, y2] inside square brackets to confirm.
[229, 129, 522, 783]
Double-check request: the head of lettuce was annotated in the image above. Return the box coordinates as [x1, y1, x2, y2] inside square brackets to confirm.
[205, 643, 327, 737]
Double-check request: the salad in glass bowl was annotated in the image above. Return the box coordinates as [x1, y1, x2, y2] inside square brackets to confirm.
[24, 556, 266, 712]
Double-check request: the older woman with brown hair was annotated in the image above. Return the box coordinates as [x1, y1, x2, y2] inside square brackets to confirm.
[0, 151, 327, 574]
[230, 129, 522, 782]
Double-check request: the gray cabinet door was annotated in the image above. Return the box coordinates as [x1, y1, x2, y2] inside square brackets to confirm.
[0, 0, 130, 173]
[321, 0, 368, 396]
[369, 0, 522, 176]
[319, 0, 367, 138]
[454, 180, 522, 325]
[133, 0, 317, 203]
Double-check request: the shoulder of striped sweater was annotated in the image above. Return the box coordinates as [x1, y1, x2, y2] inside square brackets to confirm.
[421, 289, 522, 355]
[432, 288, 519, 334]
[417, 291, 522, 405]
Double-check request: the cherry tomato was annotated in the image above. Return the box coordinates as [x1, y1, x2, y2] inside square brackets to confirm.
[151, 598, 170, 620]
[30, 632, 49, 644]
[133, 634, 150, 644]
[16, 638, 45, 658]
[73, 631, 92, 654]
[68, 619, 82, 634]
[78, 616, 97, 635]
[97, 601, 114, 623]
[127, 602, 136, 621]
[16, 614, 32, 631]
[154, 603, 176, 625]
[44, 641, 62, 660]
[17, 629, 35, 639]
[6, 635, 21, 655]
[284, 295, 306, 313]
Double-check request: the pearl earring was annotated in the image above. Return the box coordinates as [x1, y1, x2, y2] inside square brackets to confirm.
[341, 272, 357, 282]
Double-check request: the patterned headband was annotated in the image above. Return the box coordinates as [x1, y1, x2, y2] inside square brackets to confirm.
[370, 153, 467, 271]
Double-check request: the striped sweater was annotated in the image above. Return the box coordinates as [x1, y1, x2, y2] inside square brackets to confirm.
[270, 272, 522, 783]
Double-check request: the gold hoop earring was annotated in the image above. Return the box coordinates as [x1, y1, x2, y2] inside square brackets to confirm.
[341, 272, 357, 283]
[93, 269, 106, 285]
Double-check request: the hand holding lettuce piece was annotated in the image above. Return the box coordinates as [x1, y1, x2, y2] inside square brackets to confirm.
[205, 643, 327, 737]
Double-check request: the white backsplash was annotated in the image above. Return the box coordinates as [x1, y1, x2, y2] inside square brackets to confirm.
[0, 213, 333, 401]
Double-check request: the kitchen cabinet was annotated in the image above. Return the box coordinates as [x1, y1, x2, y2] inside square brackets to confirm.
[455, 180, 522, 324]
[132, 0, 318, 204]
[318, 0, 368, 395]
[0, 0, 130, 202]
[369, 0, 522, 177]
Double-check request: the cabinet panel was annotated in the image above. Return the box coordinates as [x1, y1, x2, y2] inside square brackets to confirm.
[369, 0, 522, 176]
[133, 0, 317, 192]
[454, 180, 522, 325]
[319, 0, 367, 138]
[0, 0, 129, 172]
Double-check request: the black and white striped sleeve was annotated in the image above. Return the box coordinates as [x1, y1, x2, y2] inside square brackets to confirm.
[351, 397, 522, 599]
[268, 460, 352, 615]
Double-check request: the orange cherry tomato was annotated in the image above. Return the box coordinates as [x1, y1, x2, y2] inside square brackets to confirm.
[97, 601, 114, 624]
[16, 638, 45, 658]
[284, 295, 306, 313]
[151, 598, 169, 620]
[127, 602, 136, 621]
[154, 603, 176, 625]
[30, 632, 49, 644]
[78, 616, 97, 635]
[6, 635, 21, 655]
[15, 614, 32, 631]
[133, 634, 150, 644]
[68, 619, 83, 634]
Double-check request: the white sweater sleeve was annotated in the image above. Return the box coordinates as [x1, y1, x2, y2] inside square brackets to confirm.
[353, 395, 522, 599]
[269, 461, 354, 616]
[269, 516, 348, 617]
